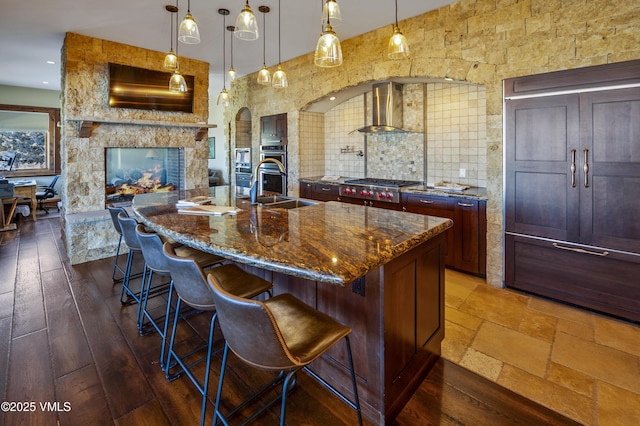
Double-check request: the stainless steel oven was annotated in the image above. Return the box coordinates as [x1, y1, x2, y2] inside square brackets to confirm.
[259, 144, 287, 195]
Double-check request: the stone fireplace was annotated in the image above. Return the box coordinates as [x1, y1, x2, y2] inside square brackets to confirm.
[60, 33, 211, 264]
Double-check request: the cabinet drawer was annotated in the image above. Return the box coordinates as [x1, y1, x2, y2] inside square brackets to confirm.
[404, 194, 452, 211]
[506, 233, 640, 322]
[313, 183, 339, 196]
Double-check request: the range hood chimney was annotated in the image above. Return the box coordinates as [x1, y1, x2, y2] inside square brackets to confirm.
[356, 81, 408, 133]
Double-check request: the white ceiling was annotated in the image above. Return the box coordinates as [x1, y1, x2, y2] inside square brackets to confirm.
[0, 0, 456, 92]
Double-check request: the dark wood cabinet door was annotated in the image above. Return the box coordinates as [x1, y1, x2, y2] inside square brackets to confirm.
[260, 113, 287, 142]
[403, 194, 455, 268]
[505, 95, 581, 242]
[579, 88, 640, 253]
[454, 199, 480, 274]
[299, 182, 312, 199]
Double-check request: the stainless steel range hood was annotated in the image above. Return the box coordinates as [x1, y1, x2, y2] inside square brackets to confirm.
[356, 81, 409, 133]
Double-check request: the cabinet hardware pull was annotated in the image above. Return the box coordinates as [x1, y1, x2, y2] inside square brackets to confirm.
[570, 149, 576, 188]
[552, 243, 609, 257]
[419, 199, 434, 204]
[321, 187, 331, 191]
[583, 148, 590, 188]
[457, 202, 474, 207]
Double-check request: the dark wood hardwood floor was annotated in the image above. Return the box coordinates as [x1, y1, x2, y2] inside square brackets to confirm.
[0, 216, 580, 425]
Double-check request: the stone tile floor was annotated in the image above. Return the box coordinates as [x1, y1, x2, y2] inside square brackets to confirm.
[442, 269, 640, 426]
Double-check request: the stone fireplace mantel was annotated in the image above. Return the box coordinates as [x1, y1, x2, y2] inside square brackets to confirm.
[67, 118, 216, 140]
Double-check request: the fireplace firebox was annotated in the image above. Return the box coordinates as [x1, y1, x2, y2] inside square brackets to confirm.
[105, 147, 184, 207]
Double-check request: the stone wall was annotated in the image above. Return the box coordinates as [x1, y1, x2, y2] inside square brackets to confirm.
[225, 0, 640, 288]
[60, 33, 209, 264]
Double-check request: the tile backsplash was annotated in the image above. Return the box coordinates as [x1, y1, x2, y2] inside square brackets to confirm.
[427, 83, 487, 187]
[301, 82, 487, 188]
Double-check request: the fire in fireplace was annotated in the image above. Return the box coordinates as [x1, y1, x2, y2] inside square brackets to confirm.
[105, 147, 184, 207]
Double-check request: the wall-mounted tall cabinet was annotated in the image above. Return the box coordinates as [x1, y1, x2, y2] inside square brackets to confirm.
[504, 60, 640, 322]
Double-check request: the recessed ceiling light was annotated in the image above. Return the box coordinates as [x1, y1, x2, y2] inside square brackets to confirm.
[329, 96, 336, 101]
[46, 60, 55, 65]
[42, 81, 49, 85]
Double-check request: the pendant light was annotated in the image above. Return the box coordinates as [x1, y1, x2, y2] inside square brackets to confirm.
[272, 0, 288, 88]
[169, 66, 188, 93]
[217, 9, 230, 107]
[234, 0, 259, 41]
[321, 0, 341, 28]
[178, 0, 200, 44]
[256, 6, 271, 85]
[227, 25, 237, 82]
[163, 5, 178, 70]
[388, 0, 409, 59]
[169, 3, 187, 93]
[314, 0, 342, 68]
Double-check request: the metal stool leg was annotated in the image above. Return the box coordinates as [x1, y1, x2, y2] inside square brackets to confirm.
[158, 281, 175, 371]
[111, 234, 126, 282]
[120, 250, 145, 306]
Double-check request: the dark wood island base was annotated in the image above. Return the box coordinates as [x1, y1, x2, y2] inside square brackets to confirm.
[247, 232, 446, 424]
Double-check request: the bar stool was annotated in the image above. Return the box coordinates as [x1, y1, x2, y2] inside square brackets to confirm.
[107, 207, 128, 282]
[162, 242, 273, 426]
[116, 212, 147, 309]
[207, 274, 363, 426]
[135, 224, 225, 369]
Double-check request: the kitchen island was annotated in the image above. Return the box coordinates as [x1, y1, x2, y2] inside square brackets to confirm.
[132, 190, 452, 425]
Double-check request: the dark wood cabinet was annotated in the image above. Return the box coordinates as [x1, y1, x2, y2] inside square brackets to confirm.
[403, 194, 455, 267]
[504, 61, 640, 322]
[403, 193, 486, 276]
[301, 181, 486, 276]
[299, 182, 312, 199]
[308, 182, 340, 201]
[260, 113, 287, 143]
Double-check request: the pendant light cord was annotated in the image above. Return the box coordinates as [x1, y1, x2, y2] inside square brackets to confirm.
[262, 9, 267, 66]
[174, 0, 179, 61]
[230, 27, 234, 68]
[222, 13, 226, 86]
[169, 9, 174, 51]
[278, 0, 281, 64]
[395, 0, 399, 28]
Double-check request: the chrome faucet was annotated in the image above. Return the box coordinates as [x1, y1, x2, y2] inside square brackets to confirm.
[249, 158, 287, 204]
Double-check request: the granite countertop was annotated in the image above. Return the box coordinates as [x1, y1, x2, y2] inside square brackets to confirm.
[300, 176, 488, 200]
[132, 190, 452, 285]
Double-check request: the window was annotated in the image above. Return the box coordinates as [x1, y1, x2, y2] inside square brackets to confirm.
[0, 104, 60, 177]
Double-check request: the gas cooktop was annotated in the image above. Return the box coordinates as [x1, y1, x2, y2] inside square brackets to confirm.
[343, 178, 422, 188]
[340, 178, 422, 203]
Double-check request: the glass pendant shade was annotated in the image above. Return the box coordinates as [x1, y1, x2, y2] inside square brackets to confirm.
[217, 87, 230, 107]
[257, 65, 271, 85]
[388, 26, 410, 59]
[169, 68, 187, 93]
[321, 0, 341, 28]
[314, 26, 342, 68]
[178, 12, 200, 44]
[163, 49, 177, 70]
[235, 2, 259, 40]
[227, 66, 237, 82]
[272, 65, 288, 88]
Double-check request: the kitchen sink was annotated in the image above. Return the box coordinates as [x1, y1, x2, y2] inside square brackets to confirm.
[262, 199, 318, 209]
[255, 195, 292, 204]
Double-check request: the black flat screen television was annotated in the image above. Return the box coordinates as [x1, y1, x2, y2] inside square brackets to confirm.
[108, 63, 194, 113]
